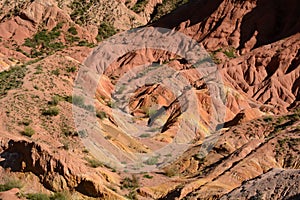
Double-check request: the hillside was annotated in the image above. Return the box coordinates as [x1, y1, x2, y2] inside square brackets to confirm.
[0, 0, 299, 199]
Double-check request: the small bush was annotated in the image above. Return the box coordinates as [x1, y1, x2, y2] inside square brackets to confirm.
[96, 22, 117, 42]
[78, 40, 95, 47]
[223, 47, 236, 58]
[66, 66, 77, 73]
[144, 156, 158, 165]
[164, 167, 177, 177]
[63, 95, 73, 103]
[85, 158, 103, 168]
[61, 140, 69, 150]
[72, 95, 85, 107]
[51, 69, 60, 76]
[139, 133, 150, 138]
[146, 108, 157, 117]
[67, 26, 78, 35]
[96, 111, 107, 119]
[143, 174, 153, 179]
[34, 64, 43, 74]
[22, 118, 32, 126]
[22, 126, 35, 137]
[82, 148, 89, 153]
[49, 95, 61, 106]
[0, 178, 22, 192]
[125, 190, 138, 200]
[104, 135, 112, 140]
[42, 107, 59, 116]
[50, 192, 69, 200]
[62, 126, 74, 137]
[65, 35, 80, 44]
[151, 0, 189, 22]
[263, 116, 273, 122]
[132, 0, 148, 13]
[23, 23, 64, 57]
[0, 66, 27, 98]
[83, 104, 94, 112]
[121, 175, 139, 189]
[107, 101, 116, 108]
[26, 193, 50, 200]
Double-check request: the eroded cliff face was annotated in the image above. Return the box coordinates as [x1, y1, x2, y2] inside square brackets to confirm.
[0, 135, 123, 198]
[153, 0, 300, 51]
[0, 0, 299, 199]
[150, 0, 300, 114]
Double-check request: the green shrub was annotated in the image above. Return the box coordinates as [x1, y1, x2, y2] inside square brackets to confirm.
[132, 0, 148, 13]
[85, 158, 103, 168]
[67, 26, 78, 35]
[61, 126, 74, 137]
[0, 66, 27, 98]
[22, 126, 35, 137]
[22, 118, 32, 126]
[121, 175, 139, 189]
[50, 192, 69, 200]
[164, 167, 177, 177]
[139, 133, 150, 138]
[66, 66, 77, 73]
[23, 23, 64, 57]
[223, 47, 236, 58]
[107, 101, 116, 108]
[83, 104, 94, 112]
[96, 111, 107, 119]
[144, 156, 158, 165]
[143, 174, 153, 179]
[82, 148, 89, 153]
[0, 178, 22, 192]
[125, 190, 138, 200]
[72, 95, 85, 107]
[26, 193, 50, 200]
[34, 64, 43, 74]
[263, 116, 273, 122]
[42, 107, 59, 116]
[65, 35, 80, 44]
[51, 69, 60, 76]
[70, 0, 95, 24]
[146, 108, 157, 117]
[78, 40, 95, 47]
[96, 22, 117, 42]
[49, 95, 61, 106]
[63, 95, 73, 103]
[104, 135, 112, 140]
[26, 192, 69, 200]
[151, 0, 189, 22]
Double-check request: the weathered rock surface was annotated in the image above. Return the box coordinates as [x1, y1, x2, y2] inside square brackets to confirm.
[220, 168, 300, 200]
[0, 138, 123, 199]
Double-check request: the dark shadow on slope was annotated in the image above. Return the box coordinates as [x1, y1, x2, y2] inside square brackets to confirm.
[150, 0, 224, 29]
[238, 0, 300, 50]
[151, 0, 300, 51]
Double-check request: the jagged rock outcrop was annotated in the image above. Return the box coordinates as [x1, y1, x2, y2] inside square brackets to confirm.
[150, 0, 300, 114]
[220, 168, 300, 200]
[0, 139, 123, 199]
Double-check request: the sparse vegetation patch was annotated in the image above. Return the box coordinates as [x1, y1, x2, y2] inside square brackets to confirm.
[0, 178, 23, 192]
[23, 23, 65, 57]
[96, 22, 117, 42]
[21, 126, 35, 137]
[0, 66, 27, 98]
[151, 0, 189, 22]
[42, 106, 60, 116]
[132, 0, 148, 13]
